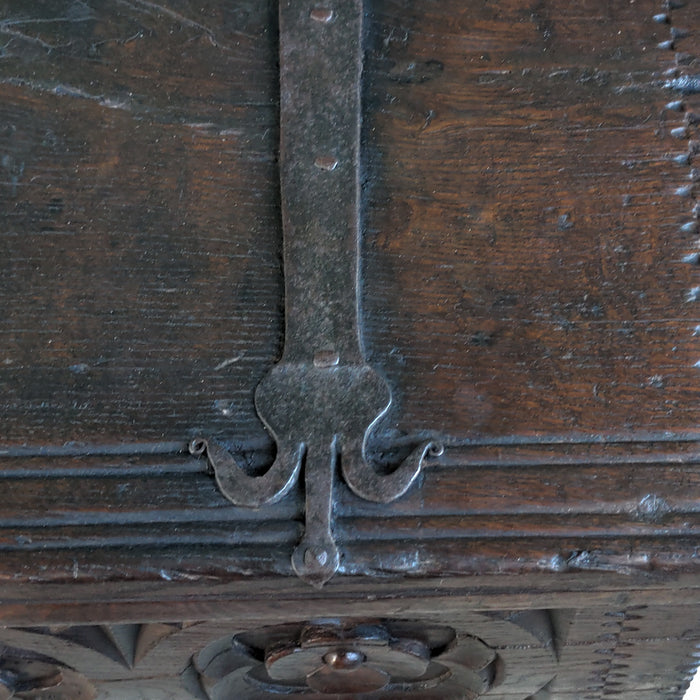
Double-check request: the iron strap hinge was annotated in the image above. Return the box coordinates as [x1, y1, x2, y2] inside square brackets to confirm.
[190, 0, 439, 587]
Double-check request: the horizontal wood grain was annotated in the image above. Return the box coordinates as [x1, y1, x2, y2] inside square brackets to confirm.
[0, 0, 284, 447]
[0, 0, 699, 696]
[0, 439, 695, 583]
[362, 0, 700, 441]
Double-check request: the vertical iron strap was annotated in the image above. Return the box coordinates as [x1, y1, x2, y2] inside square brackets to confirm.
[278, 0, 365, 366]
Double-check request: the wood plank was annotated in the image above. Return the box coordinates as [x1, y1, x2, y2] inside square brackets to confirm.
[0, 0, 283, 446]
[362, 0, 700, 441]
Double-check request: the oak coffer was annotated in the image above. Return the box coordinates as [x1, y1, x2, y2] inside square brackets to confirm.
[0, 0, 699, 698]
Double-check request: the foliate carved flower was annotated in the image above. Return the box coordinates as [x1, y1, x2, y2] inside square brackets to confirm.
[192, 620, 499, 699]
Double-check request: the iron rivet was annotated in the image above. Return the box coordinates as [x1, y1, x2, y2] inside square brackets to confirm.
[314, 155, 338, 171]
[310, 7, 334, 23]
[428, 442, 445, 457]
[305, 548, 328, 567]
[323, 649, 365, 670]
[671, 126, 688, 139]
[189, 438, 207, 456]
[314, 350, 340, 368]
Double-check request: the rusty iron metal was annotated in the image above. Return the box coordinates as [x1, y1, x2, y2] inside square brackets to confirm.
[190, 0, 438, 587]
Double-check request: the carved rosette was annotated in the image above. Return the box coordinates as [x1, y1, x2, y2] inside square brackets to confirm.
[190, 620, 500, 699]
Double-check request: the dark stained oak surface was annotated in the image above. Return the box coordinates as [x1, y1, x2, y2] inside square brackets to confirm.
[362, 0, 700, 439]
[0, 0, 283, 446]
[0, 1, 699, 697]
[0, 0, 697, 573]
[1, 0, 699, 446]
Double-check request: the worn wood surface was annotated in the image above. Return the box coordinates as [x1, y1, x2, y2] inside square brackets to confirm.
[0, 0, 700, 697]
[0, 572, 697, 696]
[0, 1, 696, 442]
[0, 602, 694, 698]
[362, 0, 700, 439]
[0, 439, 700, 583]
[0, 0, 697, 574]
[0, 0, 283, 446]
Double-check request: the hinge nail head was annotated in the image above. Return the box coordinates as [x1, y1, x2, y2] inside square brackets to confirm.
[310, 8, 334, 23]
[314, 155, 339, 171]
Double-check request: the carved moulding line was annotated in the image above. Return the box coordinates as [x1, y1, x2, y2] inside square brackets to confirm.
[190, 0, 440, 587]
